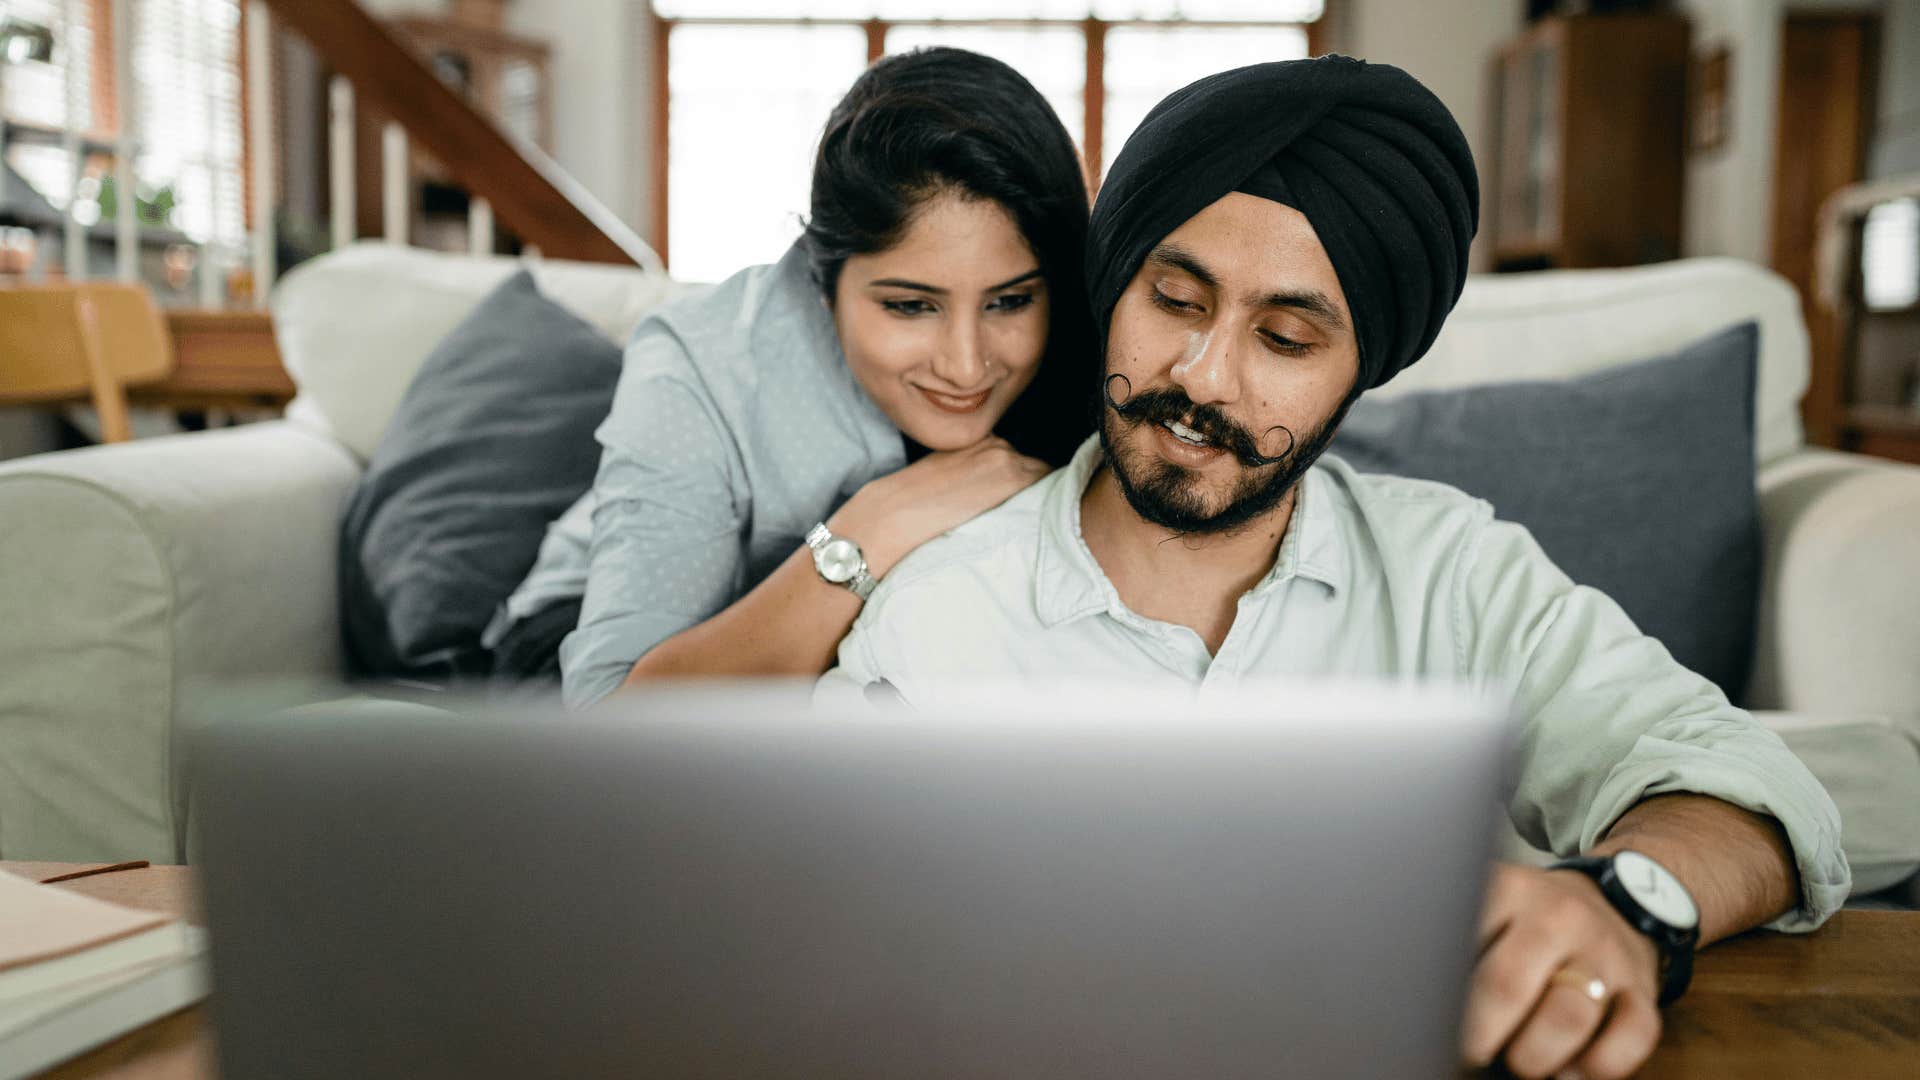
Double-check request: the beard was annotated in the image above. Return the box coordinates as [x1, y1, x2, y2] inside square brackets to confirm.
[1098, 380, 1356, 536]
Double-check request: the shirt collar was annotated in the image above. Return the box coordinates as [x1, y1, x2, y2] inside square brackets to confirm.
[1034, 435, 1348, 628]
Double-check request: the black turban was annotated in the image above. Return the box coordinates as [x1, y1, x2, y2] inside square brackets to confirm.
[1087, 55, 1478, 391]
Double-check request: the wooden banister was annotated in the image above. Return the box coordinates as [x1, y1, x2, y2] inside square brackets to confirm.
[258, 0, 651, 267]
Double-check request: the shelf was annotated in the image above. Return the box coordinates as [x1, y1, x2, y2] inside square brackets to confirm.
[1846, 404, 1920, 436]
[1494, 242, 1558, 262]
[1859, 301, 1920, 318]
[0, 116, 120, 154]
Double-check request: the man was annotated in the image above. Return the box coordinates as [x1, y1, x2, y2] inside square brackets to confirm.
[814, 57, 1849, 1080]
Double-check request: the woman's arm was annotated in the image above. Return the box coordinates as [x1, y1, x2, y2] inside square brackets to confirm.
[618, 438, 1048, 684]
[619, 544, 860, 680]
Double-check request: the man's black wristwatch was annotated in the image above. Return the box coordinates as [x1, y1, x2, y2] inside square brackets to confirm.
[1549, 851, 1701, 1006]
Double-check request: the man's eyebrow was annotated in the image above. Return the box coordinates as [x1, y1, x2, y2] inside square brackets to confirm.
[1148, 242, 1349, 332]
[1252, 288, 1349, 334]
[867, 268, 1043, 296]
[1145, 244, 1218, 290]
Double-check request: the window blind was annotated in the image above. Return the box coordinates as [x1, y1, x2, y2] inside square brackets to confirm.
[0, 0, 94, 131]
[131, 0, 243, 247]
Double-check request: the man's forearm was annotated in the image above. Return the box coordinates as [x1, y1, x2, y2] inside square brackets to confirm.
[1589, 793, 1801, 945]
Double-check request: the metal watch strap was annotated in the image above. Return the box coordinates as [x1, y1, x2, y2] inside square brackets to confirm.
[805, 523, 878, 601]
[1549, 854, 1698, 1006]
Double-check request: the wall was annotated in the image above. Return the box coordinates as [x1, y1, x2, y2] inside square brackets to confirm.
[1342, 0, 1525, 271]
[1872, 0, 1920, 179]
[1678, 0, 1918, 259]
[1675, 0, 1785, 264]
[506, 0, 648, 235]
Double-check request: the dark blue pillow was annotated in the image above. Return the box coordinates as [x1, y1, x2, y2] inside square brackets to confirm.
[1329, 322, 1760, 700]
[339, 271, 620, 680]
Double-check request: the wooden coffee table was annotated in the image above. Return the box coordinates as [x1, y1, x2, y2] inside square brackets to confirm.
[9, 860, 1919, 1078]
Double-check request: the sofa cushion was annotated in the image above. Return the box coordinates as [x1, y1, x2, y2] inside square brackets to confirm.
[271, 242, 683, 462]
[1330, 322, 1760, 699]
[338, 271, 621, 680]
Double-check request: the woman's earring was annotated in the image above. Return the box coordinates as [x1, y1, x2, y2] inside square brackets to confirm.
[1104, 373, 1134, 410]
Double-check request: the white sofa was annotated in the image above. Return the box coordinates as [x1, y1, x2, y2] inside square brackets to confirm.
[2, 246, 1917, 896]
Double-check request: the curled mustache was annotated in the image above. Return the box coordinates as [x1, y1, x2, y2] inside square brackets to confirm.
[1104, 374, 1296, 468]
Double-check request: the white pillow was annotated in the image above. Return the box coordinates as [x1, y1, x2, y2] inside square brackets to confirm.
[270, 242, 691, 462]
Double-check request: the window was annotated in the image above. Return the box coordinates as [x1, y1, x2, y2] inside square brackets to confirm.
[652, 1, 1327, 281]
[0, 0, 95, 132]
[883, 24, 1087, 150]
[1100, 23, 1309, 176]
[1861, 198, 1919, 314]
[130, 0, 244, 250]
[667, 23, 866, 286]
[1, 0, 99, 216]
[0, 0, 243, 262]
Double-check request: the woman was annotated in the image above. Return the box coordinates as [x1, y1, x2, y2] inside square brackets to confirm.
[486, 47, 1094, 707]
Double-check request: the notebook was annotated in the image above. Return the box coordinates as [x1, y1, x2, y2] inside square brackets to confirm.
[0, 868, 208, 1080]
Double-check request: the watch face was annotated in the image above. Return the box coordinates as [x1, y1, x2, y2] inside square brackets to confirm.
[1614, 851, 1700, 930]
[817, 537, 863, 584]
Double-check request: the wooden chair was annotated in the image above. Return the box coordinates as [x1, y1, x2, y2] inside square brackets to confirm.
[0, 284, 175, 444]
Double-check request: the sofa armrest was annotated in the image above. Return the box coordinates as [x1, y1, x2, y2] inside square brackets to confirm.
[0, 421, 360, 862]
[1756, 712, 1920, 896]
[1749, 448, 1920, 732]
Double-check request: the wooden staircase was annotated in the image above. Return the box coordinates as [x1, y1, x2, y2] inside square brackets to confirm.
[57, 0, 654, 420]
[133, 0, 645, 413]
[257, 0, 652, 269]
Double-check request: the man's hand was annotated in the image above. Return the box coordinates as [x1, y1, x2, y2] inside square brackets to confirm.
[1461, 863, 1663, 1080]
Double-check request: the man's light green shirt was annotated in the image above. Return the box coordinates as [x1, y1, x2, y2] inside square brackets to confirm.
[820, 435, 1850, 931]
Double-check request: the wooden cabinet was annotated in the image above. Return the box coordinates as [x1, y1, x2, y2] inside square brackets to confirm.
[1489, 14, 1689, 271]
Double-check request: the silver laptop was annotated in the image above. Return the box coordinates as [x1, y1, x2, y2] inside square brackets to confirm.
[192, 680, 1510, 1079]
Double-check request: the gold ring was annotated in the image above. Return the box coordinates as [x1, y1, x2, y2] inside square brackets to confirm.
[1550, 967, 1609, 1004]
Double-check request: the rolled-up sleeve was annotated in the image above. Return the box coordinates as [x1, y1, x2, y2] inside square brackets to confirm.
[559, 321, 747, 709]
[1462, 516, 1851, 932]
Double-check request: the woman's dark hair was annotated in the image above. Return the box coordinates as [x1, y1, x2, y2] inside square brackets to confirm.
[802, 47, 1095, 468]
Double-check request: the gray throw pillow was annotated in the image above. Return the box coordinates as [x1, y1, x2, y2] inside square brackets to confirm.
[1329, 321, 1760, 700]
[339, 270, 621, 680]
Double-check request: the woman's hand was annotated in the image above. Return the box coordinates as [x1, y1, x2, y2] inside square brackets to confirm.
[830, 437, 1050, 577]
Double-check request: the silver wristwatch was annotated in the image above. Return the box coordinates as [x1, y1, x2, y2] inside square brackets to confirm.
[805, 523, 878, 601]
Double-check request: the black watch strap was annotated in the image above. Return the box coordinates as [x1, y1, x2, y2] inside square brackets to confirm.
[1549, 854, 1699, 1007]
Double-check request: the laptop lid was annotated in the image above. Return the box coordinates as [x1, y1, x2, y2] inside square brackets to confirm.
[193, 680, 1510, 1079]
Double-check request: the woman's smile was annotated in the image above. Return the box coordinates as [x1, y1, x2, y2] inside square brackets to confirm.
[916, 384, 996, 414]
